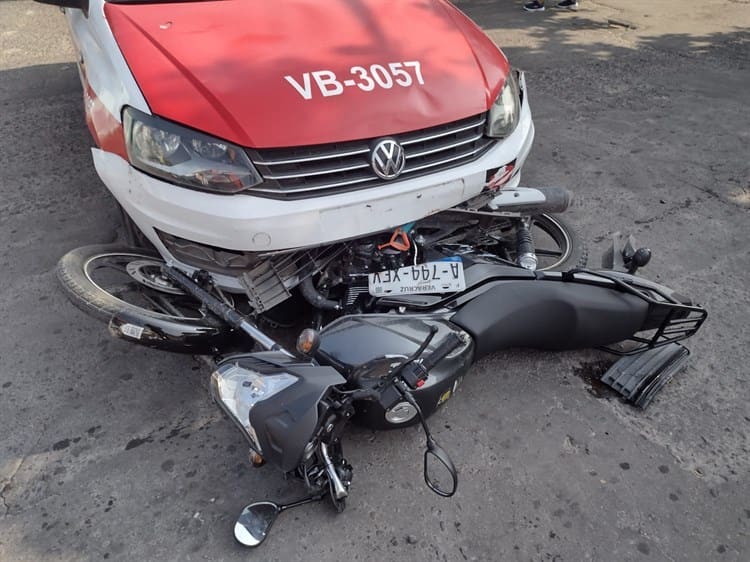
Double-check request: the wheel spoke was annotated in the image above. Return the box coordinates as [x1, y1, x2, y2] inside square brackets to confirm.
[106, 283, 139, 298]
[153, 293, 194, 318]
[141, 291, 192, 318]
[94, 257, 130, 275]
[535, 248, 564, 257]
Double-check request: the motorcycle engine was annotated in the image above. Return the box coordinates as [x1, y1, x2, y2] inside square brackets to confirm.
[338, 240, 411, 311]
[351, 242, 410, 273]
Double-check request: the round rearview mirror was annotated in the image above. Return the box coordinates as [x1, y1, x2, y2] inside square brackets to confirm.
[234, 502, 281, 547]
[424, 441, 458, 498]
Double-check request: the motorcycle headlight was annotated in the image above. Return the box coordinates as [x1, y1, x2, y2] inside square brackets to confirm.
[123, 107, 263, 194]
[486, 70, 521, 139]
[211, 364, 297, 454]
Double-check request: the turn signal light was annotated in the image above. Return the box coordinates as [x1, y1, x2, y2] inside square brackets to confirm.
[296, 328, 321, 356]
[249, 450, 265, 467]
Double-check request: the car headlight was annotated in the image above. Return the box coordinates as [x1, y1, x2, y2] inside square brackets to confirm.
[123, 107, 263, 194]
[211, 363, 297, 454]
[486, 70, 521, 139]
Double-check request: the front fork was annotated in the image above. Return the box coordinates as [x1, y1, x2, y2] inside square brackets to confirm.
[296, 439, 352, 513]
[319, 441, 352, 512]
[320, 441, 349, 500]
[296, 403, 355, 513]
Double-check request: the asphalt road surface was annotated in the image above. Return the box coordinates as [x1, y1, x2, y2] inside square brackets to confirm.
[1, 1, 749, 560]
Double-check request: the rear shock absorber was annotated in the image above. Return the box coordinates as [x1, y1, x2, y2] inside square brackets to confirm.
[515, 217, 538, 271]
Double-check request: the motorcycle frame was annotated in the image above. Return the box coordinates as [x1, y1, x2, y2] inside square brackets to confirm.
[109, 262, 705, 360]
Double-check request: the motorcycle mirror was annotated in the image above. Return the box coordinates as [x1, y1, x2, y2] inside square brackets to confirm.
[423, 439, 458, 498]
[234, 501, 280, 547]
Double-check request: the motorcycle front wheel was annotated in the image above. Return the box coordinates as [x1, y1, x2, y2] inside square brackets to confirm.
[56, 244, 225, 327]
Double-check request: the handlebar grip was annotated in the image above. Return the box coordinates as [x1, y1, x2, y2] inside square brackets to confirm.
[420, 332, 463, 372]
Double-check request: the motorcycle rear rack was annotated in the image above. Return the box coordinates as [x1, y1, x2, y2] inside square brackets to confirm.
[563, 269, 707, 356]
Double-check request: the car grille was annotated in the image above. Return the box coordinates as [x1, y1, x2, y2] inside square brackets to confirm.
[245, 113, 495, 199]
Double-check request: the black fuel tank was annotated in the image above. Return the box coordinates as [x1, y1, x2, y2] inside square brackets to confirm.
[319, 315, 474, 429]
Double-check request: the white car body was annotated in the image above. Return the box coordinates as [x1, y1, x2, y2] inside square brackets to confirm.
[57, 0, 536, 290]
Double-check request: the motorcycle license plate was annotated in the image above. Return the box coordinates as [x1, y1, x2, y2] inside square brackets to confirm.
[368, 259, 465, 296]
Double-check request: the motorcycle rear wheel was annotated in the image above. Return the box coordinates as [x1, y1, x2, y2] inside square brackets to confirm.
[528, 214, 587, 271]
[56, 244, 224, 327]
[499, 214, 587, 271]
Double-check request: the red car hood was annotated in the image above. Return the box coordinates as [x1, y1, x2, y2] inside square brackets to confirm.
[106, 0, 508, 148]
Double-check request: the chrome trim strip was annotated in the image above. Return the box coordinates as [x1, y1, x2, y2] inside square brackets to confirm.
[249, 173, 377, 194]
[405, 132, 485, 159]
[264, 161, 370, 180]
[403, 144, 490, 174]
[253, 147, 370, 166]
[400, 117, 485, 146]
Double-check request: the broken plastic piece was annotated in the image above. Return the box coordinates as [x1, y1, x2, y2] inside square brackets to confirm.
[600, 343, 690, 408]
[378, 228, 411, 252]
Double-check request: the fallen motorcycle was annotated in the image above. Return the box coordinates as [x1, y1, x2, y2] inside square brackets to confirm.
[57, 225, 706, 546]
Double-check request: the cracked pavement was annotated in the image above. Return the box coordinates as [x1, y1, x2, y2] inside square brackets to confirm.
[1, 0, 749, 560]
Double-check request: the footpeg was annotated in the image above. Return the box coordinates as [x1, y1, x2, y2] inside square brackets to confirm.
[600, 343, 690, 408]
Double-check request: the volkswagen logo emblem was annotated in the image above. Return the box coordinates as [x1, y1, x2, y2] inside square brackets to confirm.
[370, 139, 406, 180]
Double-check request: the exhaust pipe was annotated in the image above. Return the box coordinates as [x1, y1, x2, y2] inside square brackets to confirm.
[487, 186, 572, 215]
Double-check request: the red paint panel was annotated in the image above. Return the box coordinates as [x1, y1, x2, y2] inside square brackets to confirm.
[81, 63, 127, 159]
[105, 0, 509, 148]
